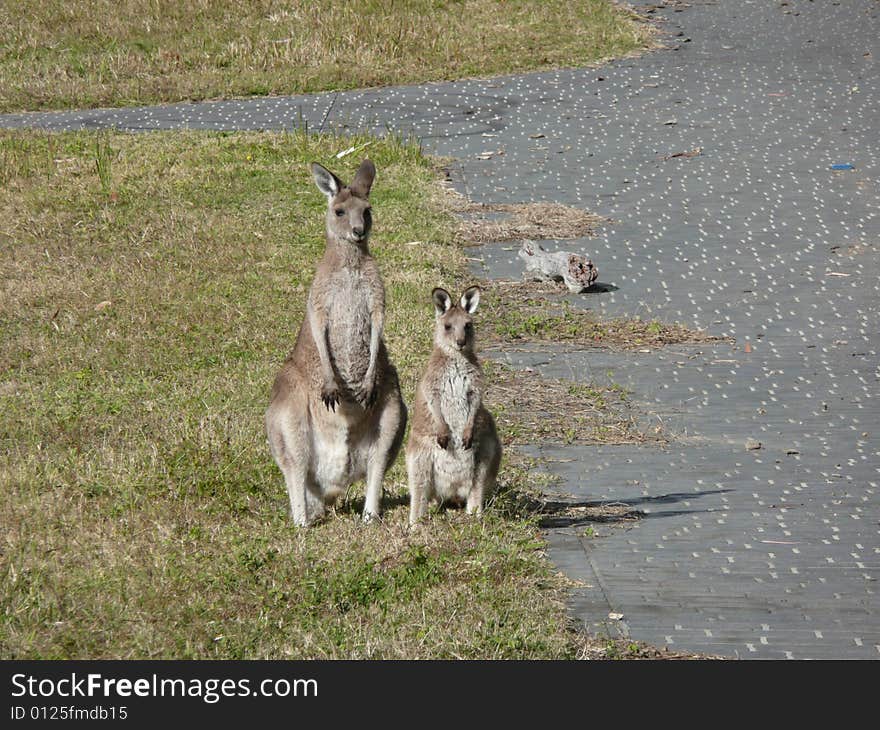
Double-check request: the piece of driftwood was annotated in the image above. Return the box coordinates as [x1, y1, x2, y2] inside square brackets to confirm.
[518, 239, 598, 293]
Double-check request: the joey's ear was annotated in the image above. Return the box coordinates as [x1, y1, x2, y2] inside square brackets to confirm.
[311, 162, 343, 198]
[350, 158, 376, 197]
[460, 286, 481, 314]
[432, 288, 453, 316]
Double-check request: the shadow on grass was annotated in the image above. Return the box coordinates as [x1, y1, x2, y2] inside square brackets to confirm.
[495, 487, 734, 529]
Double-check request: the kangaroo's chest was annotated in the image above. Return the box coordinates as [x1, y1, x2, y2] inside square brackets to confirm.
[439, 359, 474, 431]
[326, 268, 372, 382]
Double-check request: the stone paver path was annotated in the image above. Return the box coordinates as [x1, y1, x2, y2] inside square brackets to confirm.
[4, 0, 878, 658]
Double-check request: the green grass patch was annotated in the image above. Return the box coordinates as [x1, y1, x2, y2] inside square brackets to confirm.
[479, 281, 717, 350]
[0, 0, 653, 112]
[485, 362, 652, 448]
[0, 128, 579, 658]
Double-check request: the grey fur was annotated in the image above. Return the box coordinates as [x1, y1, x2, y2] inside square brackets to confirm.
[265, 159, 407, 526]
[406, 286, 501, 524]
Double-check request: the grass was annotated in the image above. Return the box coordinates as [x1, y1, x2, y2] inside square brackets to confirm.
[0, 127, 709, 660]
[479, 280, 717, 350]
[449, 196, 605, 244]
[485, 362, 653, 448]
[0, 0, 653, 113]
[0, 128, 586, 658]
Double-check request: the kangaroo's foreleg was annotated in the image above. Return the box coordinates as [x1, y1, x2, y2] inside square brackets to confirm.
[422, 380, 451, 450]
[460, 387, 481, 450]
[307, 299, 339, 411]
[359, 281, 385, 408]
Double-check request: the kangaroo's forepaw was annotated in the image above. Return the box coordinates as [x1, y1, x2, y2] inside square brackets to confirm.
[357, 384, 378, 409]
[321, 385, 340, 411]
[437, 431, 450, 450]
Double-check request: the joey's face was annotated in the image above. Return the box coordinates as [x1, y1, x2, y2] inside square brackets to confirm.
[436, 307, 475, 353]
[432, 286, 481, 354]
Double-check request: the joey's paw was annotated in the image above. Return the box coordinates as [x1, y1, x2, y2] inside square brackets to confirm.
[321, 384, 340, 411]
[461, 429, 474, 450]
[357, 384, 379, 409]
[436, 430, 451, 450]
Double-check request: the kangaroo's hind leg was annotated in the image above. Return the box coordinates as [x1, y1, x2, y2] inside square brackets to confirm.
[363, 391, 407, 522]
[406, 446, 433, 526]
[266, 406, 314, 527]
[467, 434, 501, 517]
[305, 482, 326, 523]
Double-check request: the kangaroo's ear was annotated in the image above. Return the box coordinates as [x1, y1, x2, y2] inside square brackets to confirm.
[311, 162, 342, 198]
[432, 288, 453, 316]
[350, 158, 376, 198]
[460, 286, 481, 314]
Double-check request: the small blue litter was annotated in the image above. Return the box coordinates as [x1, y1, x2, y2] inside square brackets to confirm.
[831, 163, 855, 170]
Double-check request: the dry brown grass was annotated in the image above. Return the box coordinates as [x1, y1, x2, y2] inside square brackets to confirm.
[0, 0, 654, 112]
[573, 634, 721, 660]
[447, 193, 606, 244]
[478, 280, 721, 350]
[484, 362, 658, 448]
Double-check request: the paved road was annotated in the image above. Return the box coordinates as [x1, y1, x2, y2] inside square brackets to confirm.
[4, 0, 878, 658]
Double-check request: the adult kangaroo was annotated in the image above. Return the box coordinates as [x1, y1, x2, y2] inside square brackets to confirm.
[266, 159, 407, 526]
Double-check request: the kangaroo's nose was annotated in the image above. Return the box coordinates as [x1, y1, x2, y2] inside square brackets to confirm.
[352, 225, 364, 237]
[456, 336, 466, 347]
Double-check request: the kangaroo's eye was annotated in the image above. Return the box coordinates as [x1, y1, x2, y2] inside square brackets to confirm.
[444, 324, 452, 331]
[335, 209, 344, 217]
[465, 323, 473, 331]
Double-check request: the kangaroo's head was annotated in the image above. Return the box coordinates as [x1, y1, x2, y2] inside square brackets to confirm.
[311, 159, 375, 247]
[432, 286, 481, 355]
